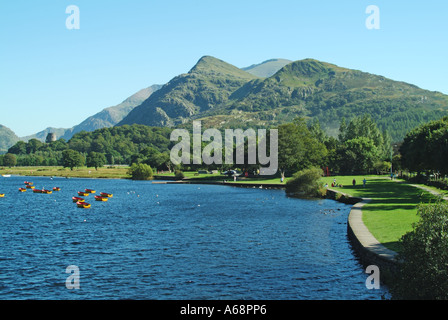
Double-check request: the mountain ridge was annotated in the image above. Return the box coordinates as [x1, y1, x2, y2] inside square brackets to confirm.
[117, 56, 259, 127]
[0, 125, 19, 153]
[18, 84, 162, 143]
[4, 56, 448, 150]
[118, 56, 448, 141]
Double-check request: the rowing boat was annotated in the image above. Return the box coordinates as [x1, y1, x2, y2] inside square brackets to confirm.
[76, 201, 91, 209]
[95, 195, 108, 202]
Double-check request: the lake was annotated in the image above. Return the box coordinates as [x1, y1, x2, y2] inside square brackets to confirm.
[0, 175, 389, 299]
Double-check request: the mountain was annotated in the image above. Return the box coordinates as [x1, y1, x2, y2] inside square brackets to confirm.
[0, 125, 19, 153]
[61, 84, 162, 140]
[21, 85, 162, 143]
[242, 58, 292, 78]
[117, 56, 448, 141]
[211, 59, 448, 139]
[117, 56, 259, 127]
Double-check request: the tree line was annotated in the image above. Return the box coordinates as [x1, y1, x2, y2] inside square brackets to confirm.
[2, 115, 399, 177]
[399, 116, 448, 177]
[2, 125, 173, 171]
[4, 114, 447, 178]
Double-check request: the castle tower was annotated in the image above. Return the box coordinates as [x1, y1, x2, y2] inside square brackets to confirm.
[46, 132, 57, 143]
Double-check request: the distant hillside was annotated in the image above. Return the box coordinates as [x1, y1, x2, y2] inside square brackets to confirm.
[242, 58, 292, 78]
[22, 85, 162, 143]
[116, 56, 448, 141]
[118, 56, 258, 127]
[61, 84, 162, 140]
[0, 125, 19, 153]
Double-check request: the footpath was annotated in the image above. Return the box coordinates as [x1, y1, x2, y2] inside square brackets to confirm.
[406, 183, 448, 201]
[345, 179, 448, 278]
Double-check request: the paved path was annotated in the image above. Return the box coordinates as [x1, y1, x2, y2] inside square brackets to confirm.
[407, 183, 448, 201]
[327, 187, 399, 264]
[348, 198, 398, 262]
[346, 180, 448, 266]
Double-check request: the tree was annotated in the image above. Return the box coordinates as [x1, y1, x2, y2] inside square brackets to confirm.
[331, 115, 390, 174]
[8, 141, 27, 155]
[62, 149, 85, 170]
[373, 160, 391, 174]
[400, 117, 448, 176]
[49, 139, 67, 151]
[158, 152, 173, 172]
[3, 153, 17, 168]
[86, 151, 106, 170]
[340, 137, 380, 174]
[392, 202, 448, 299]
[26, 139, 43, 154]
[277, 118, 327, 178]
[127, 163, 153, 180]
[339, 114, 391, 159]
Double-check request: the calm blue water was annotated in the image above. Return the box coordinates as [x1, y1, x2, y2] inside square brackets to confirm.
[0, 175, 389, 300]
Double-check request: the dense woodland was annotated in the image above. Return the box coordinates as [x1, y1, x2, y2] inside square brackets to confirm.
[0, 114, 422, 178]
[2, 125, 173, 169]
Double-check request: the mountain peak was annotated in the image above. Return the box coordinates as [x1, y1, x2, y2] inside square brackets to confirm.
[275, 59, 332, 77]
[189, 56, 257, 80]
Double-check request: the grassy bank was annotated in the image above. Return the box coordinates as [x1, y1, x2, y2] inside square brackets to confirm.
[321, 175, 441, 252]
[0, 166, 131, 179]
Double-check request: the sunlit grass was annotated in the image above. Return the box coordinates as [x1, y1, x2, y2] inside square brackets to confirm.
[321, 175, 440, 252]
[0, 166, 131, 179]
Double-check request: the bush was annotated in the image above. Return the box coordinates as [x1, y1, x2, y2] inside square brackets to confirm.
[127, 163, 153, 180]
[285, 167, 323, 197]
[316, 185, 327, 197]
[391, 202, 448, 299]
[373, 160, 391, 174]
[174, 170, 185, 180]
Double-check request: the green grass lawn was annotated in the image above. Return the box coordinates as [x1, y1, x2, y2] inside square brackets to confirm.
[321, 175, 441, 252]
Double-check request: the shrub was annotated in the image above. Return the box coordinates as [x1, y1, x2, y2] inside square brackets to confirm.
[316, 185, 327, 198]
[391, 202, 448, 299]
[285, 167, 323, 197]
[127, 163, 153, 180]
[174, 170, 185, 180]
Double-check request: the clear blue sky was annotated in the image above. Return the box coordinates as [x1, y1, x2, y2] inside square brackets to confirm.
[1, 0, 447, 137]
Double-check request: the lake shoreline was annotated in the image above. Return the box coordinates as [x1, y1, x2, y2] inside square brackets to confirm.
[2, 169, 398, 293]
